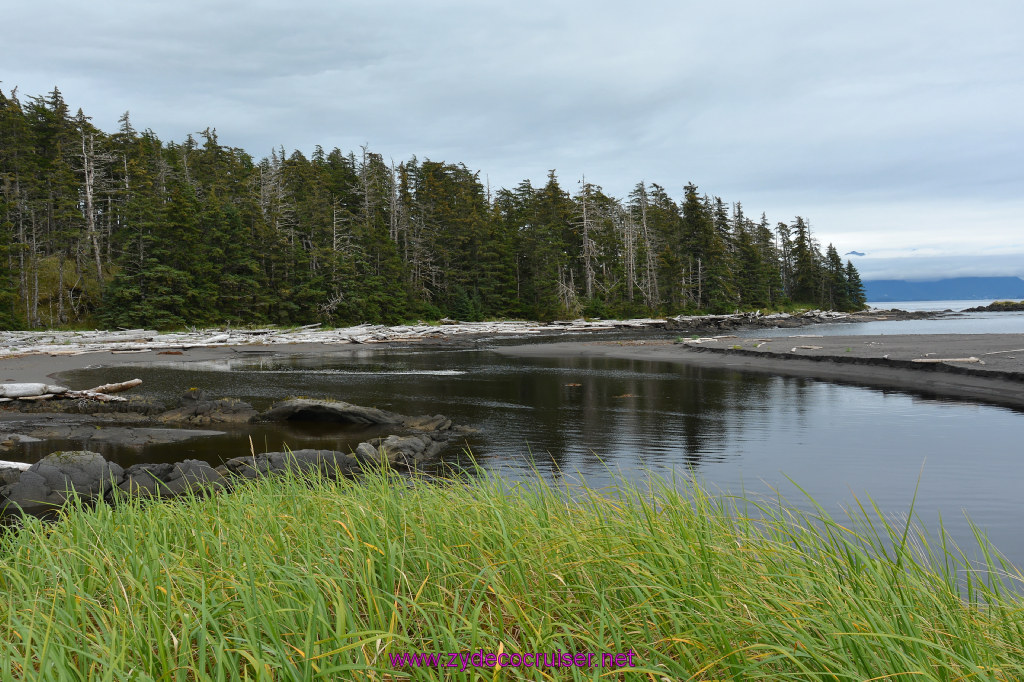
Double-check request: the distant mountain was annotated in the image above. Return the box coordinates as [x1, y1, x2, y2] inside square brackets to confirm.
[864, 276, 1024, 302]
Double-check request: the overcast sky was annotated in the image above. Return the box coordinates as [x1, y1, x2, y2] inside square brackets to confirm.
[4, 0, 1022, 281]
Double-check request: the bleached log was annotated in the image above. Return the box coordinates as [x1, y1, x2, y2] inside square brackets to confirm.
[911, 357, 980, 363]
[84, 378, 142, 394]
[0, 460, 31, 471]
[0, 383, 69, 398]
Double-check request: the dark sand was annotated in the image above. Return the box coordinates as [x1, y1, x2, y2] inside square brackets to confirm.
[496, 334, 1024, 410]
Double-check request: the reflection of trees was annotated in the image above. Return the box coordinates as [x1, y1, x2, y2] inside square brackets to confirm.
[510, 356, 815, 473]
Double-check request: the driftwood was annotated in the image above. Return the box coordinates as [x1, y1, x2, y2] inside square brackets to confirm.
[84, 379, 143, 394]
[0, 383, 69, 398]
[911, 357, 981, 364]
[1, 378, 142, 403]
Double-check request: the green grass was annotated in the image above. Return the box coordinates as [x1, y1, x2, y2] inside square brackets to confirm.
[1, 468, 1022, 680]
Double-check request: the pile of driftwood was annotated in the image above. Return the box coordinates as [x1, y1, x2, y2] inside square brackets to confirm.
[0, 379, 142, 403]
[0, 319, 670, 358]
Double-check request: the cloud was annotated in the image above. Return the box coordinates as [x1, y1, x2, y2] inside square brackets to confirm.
[854, 254, 1024, 281]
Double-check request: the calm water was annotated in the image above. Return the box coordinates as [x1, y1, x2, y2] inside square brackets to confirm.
[745, 300, 1024, 336]
[14, 308, 1024, 571]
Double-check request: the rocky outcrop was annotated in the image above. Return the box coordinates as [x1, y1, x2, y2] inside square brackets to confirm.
[154, 389, 258, 424]
[962, 301, 1024, 312]
[13, 424, 224, 448]
[117, 460, 227, 498]
[256, 398, 403, 425]
[223, 449, 362, 479]
[0, 394, 471, 517]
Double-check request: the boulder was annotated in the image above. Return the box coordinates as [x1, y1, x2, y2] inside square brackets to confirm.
[257, 399, 403, 425]
[117, 463, 175, 498]
[354, 442, 381, 463]
[1, 451, 123, 515]
[403, 414, 453, 431]
[363, 434, 446, 466]
[161, 460, 226, 497]
[224, 449, 361, 479]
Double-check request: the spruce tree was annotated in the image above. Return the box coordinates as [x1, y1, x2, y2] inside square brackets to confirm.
[845, 260, 867, 310]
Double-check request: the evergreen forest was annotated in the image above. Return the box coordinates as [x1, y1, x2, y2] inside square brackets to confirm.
[0, 87, 866, 330]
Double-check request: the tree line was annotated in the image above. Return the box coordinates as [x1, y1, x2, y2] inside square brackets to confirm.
[0, 87, 866, 330]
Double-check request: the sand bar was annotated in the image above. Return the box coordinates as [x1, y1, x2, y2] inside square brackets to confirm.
[496, 334, 1024, 410]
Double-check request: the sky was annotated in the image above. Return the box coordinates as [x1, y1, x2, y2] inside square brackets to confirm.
[3, 0, 1022, 281]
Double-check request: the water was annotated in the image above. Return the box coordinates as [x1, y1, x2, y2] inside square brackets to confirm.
[868, 299, 998, 312]
[743, 300, 1024, 337]
[12, 309, 1024, 572]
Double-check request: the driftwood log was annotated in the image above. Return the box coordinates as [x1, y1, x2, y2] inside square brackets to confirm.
[0, 378, 142, 403]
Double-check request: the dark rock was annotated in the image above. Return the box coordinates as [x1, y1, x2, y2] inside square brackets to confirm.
[117, 462, 175, 498]
[962, 301, 1024, 312]
[1, 450, 123, 515]
[354, 442, 380, 463]
[224, 449, 361, 479]
[403, 414, 453, 431]
[0, 467, 25, 486]
[156, 393, 257, 425]
[257, 399, 403, 425]
[15, 424, 223, 448]
[161, 460, 226, 497]
[363, 433, 446, 466]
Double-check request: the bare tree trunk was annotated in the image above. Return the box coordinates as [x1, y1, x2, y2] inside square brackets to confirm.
[636, 185, 659, 309]
[57, 254, 65, 324]
[579, 177, 596, 300]
[17, 185, 29, 320]
[80, 131, 103, 282]
[30, 209, 39, 327]
[622, 211, 637, 303]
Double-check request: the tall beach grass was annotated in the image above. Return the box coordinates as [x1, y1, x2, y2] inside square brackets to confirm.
[0, 466, 1022, 680]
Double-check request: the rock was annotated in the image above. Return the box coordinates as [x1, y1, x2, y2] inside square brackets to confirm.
[156, 391, 257, 424]
[257, 399, 403, 425]
[367, 434, 447, 466]
[354, 442, 380, 463]
[962, 301, 1024, 312]
[13, 424, 223, 448]
[224, 449, 361, 479]
[0, 466, 27, 485]
[161, 460, 226, 497]
[1, 450, 123, 515]
[403, 414, 453, 431]
[117, 462, 175, 498]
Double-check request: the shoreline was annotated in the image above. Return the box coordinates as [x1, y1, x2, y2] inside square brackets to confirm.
[496, 334, 1024, 410]
[2, 318, 1020, 413]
